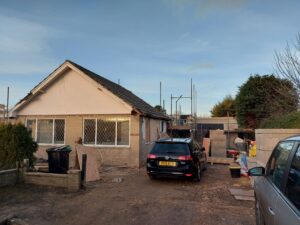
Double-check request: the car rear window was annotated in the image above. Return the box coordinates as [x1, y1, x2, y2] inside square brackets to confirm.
[150, 143, 189, 155]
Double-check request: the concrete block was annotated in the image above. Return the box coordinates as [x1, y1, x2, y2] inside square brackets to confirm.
[255, 129, 300, 166]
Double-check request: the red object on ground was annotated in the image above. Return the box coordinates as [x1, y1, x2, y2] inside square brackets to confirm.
[227, 149, 239, 156]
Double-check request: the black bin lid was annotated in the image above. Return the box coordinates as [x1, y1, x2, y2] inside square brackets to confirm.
[46, 145, 72, 152]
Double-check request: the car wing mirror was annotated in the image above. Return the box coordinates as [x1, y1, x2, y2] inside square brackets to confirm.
[248, 166, 265, 176]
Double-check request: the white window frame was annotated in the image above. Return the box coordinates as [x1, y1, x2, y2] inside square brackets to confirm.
[25, 118, 37, 140]
[26, 118, 66, 146]
[141, 117, 146, 140]
[83, 117, 131, 148]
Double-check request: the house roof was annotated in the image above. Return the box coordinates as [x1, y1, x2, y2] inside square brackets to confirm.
[14, 60, 170, 120]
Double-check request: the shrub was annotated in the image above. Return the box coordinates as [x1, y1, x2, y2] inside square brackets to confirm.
[0, 123, 37, 170]
[235, 75, 298, 129]
[260, 111, 300, 128]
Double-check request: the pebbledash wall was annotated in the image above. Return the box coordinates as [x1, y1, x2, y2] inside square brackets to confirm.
[255, 129, 300, 166]
[17, 115, 161, 168]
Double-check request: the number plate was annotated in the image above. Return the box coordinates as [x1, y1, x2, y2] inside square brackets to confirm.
[159, 161, 177, 167]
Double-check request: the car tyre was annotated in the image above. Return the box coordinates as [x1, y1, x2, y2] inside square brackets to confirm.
[193, 163, 201, 182]
[255, 195, 265, 225]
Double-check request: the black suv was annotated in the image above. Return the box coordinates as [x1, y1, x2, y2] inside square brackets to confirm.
[146, 138, 207, 181]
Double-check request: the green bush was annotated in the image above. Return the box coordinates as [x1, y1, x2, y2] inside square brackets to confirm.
[260, 111, 300, 128]
[235, 75, 298, 128]
[0, 123, 37, 170]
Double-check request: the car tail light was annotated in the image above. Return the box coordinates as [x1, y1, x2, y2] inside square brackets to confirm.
[147, 154, 156, 159]
[178, 155, 192, 161]
[185, 174, 193, 177]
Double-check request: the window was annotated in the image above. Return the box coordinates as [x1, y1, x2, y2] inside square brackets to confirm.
[117, 120, 129, 145]
[151, 143, 189, 155]
[84, 119, 96, 145]
[83, 117, 130, 146]
[97, 119, 115, 145]
[37, 120, 53, 143]
[285, 146, 300, 210]
[160, 121, 165, 133]
[26, 119, 36, 139]
[267, 141, 294, 189]
[36, 119, 65, 145]
[54, 120, 65, 144]
[141, 118, 146, 140]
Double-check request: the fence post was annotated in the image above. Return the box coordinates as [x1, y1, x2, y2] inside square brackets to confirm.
[81, 154, 87, 188]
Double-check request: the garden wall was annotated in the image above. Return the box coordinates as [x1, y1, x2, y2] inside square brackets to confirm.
[24, 169, 81, 192]
[255, 129, 300, 166]
[0, 169, 18, 187]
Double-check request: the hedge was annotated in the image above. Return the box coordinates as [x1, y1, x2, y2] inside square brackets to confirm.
[0, 123, 37, 170]
[260, 111, 300, 129]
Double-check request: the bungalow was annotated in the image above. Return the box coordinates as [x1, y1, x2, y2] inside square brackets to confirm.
[11, 60, 169, 168]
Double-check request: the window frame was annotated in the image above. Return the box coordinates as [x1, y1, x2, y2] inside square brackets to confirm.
[26, 118, 66, 146]
[25, 118, 37, 140]
[266, 140, 296, 191]
[82, 117, 131, 148]
[282, 143, 300, 214]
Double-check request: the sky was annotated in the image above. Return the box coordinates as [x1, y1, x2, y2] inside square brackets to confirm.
[0, 0, 300, 116]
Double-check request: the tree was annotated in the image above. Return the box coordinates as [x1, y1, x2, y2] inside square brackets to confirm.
[0, 123, 37, 170]
[235, 75, 298, 129]
[275, 33, 300, 96]
[154, 105, 166, 114]
[210, 95, 236, 117]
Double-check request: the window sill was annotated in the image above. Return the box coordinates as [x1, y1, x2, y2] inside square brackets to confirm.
[38, 143, 66, 146]
[83, 144, 130, 148]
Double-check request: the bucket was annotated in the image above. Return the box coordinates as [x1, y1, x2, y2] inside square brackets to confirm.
[229, 166, 241, 178]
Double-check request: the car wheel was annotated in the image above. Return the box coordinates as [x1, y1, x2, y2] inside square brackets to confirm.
[255, 195, 265, 225]
[193, 164, 201, 182]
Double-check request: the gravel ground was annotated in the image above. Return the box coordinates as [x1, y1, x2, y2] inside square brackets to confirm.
[0, 164, 255, 225]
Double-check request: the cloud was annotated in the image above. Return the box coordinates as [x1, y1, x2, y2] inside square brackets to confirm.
[0, 14, 58, 75]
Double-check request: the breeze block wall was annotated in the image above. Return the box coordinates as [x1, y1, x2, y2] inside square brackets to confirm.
[255, 129, 300, 166]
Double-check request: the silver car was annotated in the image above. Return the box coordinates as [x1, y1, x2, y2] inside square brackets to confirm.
[248, 136, 300, 225]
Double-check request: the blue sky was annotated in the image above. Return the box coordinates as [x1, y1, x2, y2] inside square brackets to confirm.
[0, 0, 299, 116]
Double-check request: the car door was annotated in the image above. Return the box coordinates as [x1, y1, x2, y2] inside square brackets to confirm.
[256, 141, 295, 225]
[275, 144, 300, 225]
[193, 141, 205, 166]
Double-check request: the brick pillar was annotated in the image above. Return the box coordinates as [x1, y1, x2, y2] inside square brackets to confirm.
[67, 169, 81, 192]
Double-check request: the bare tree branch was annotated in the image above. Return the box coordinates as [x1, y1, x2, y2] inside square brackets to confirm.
[275, 35, 300, 99]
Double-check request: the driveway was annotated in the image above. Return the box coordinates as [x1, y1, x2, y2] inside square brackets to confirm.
[0, 164, 255, 225]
